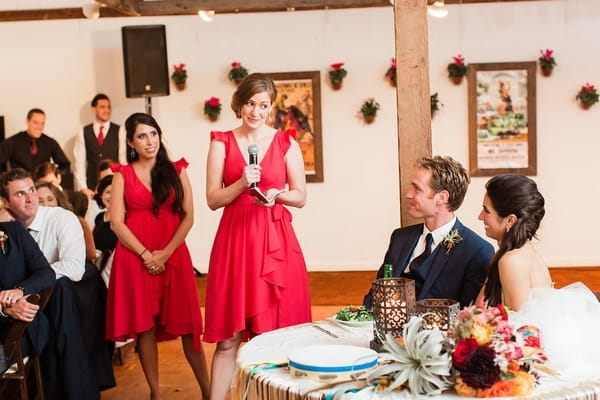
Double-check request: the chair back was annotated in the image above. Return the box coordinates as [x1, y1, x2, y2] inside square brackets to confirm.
[0, 286, 55, 400]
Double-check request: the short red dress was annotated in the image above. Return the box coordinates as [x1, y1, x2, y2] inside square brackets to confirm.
[203, 130, 312, 343]
[105, 159, 203, 351]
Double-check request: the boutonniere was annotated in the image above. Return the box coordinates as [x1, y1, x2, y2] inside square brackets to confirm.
[0, 231, 7, 255]
[442, 229, 462, 255]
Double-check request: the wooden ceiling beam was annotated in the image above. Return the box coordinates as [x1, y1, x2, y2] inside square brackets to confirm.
[0, 0, 552, 22]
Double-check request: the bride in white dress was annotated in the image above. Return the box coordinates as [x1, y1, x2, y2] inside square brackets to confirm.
[476, 174, 600, 381]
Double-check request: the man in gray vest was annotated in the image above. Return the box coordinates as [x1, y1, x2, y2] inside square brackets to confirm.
[72, 93, 125, 198]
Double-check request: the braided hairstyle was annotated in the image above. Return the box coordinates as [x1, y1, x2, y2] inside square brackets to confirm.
[125, 113, 185, 217]
[483, 174, 545, 305]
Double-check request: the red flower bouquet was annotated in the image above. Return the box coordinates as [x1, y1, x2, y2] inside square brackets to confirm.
[448, 303, 548, 397]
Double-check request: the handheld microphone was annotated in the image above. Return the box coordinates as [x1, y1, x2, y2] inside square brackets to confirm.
[248, 144, 259, 189]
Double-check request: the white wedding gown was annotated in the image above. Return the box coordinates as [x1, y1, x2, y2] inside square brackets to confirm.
[509, 282, 600, 381]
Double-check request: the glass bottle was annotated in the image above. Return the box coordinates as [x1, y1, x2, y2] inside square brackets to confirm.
[383, 264, 393, 278]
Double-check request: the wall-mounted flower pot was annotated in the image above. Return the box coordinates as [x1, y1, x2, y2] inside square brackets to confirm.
[363, 115, 376, 124]
[540, 67, 553, 77]
[579, 102, 593, 110]
[331, 80, 343, 90]
[175, 82, 186, 91]
[207, 114, 219, 122]
[451, 76, 463, 85]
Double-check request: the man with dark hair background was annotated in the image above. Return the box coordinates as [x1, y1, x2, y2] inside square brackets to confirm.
[72, 94, 125, 198]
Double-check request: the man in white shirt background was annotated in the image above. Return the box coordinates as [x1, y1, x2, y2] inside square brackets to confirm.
[73, 93, 125, 198]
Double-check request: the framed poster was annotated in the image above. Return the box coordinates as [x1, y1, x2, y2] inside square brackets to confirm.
[266, 71, 323, 183]
[467, 62, 537, 176]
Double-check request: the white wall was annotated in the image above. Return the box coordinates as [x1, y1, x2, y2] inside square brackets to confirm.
[0, 0, 598, 272]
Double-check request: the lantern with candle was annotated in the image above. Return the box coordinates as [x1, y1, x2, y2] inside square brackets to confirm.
[370, 277, 416, 351]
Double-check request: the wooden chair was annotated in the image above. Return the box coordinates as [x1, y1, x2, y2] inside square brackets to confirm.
[0, 287, 54, 400]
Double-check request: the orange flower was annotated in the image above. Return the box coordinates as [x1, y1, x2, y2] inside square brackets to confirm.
[480, 380, 514, 398]
[511, 371, 536, 396]
[455, 378, 480, 397]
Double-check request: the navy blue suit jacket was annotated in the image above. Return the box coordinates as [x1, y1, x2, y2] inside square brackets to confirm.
[363, 219, 493, 309]
[0, 221, 55, 355]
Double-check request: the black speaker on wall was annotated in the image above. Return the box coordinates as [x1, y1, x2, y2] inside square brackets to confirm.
[122, 25, 170, 98]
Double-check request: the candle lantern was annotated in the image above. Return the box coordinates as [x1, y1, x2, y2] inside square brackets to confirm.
[370, 278, 415, 351]
[415, 298, 460, 331]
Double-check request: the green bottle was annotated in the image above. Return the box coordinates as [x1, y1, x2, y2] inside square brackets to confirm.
[384, 264, 393, 278]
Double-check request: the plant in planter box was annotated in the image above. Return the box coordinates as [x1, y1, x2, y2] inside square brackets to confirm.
[171, 63, 187, 90]
[538, 49, 556, 76]
[447, 55, 468, 84]
[228, 61, 249, 85]
[576, 83, 599, 109]
[204, 97, 222, 121]
[360, 98, 380, 123]
[328, 62, 348, 90]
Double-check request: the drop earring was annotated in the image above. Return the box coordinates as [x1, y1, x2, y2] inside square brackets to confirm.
[130, 148, 137, 158]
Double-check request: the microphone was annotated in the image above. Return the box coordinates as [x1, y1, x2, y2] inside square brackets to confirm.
[248, 144, 259, 189]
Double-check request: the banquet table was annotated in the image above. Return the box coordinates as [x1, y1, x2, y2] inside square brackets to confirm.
[234, 320, 600, 400]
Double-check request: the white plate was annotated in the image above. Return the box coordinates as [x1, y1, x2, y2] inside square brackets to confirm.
[329, 316, 373, 328]
[288, 344, 377, 371]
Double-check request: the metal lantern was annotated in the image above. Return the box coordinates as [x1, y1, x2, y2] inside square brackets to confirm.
[415, 298, 460, 331]
[370, 278, 416, 351]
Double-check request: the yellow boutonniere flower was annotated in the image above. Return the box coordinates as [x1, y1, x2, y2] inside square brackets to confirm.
[443, 229, 463, 255]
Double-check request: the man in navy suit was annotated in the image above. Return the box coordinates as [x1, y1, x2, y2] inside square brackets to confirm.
[364, 156, 494, 309]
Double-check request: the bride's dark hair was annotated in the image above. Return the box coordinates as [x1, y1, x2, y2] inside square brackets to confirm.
[484, 174, 545, 305]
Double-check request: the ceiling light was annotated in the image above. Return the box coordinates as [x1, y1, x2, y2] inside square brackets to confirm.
[428, 1, 449, 18]
[198, 10, 215, 23]
[82, 1, 101, 19]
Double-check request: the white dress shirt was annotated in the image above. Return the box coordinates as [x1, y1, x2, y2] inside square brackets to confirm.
[27, 206, 86, 282]
[405, 216, 457, 273]
[72, 121, 126, 191]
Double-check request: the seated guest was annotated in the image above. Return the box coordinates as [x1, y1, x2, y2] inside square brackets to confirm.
[33, 161, 62, 189]
[363, 156, 494, 309]
[85, 158, 116, 229]
[0, 220, 55, 372]
[476, 173, 551, 310]
[35, 181, 71, 209]
[92, 175, 116, 285]
[0, 168, 114, 398]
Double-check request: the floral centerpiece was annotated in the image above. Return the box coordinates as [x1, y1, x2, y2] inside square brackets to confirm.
[447, 54, 468, 84]
[204, 97, 222, 121]
[171, 63, 187, 90]
[575, 83, 599, 109]
[366, 316, 453, 395]
[228, 61, 249, 85]
[385, 58, 396, 86]
[328, 62, 347, 90]
[538, 49, 556, 76]
[448, 303, 548, 397]
[360, 98, 380, 123]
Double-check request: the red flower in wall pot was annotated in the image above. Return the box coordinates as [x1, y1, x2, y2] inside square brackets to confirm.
[328, 62, 348, 90]
[171, 63, 187, 90]
[576, 83, 599, 110]
[204, 97, 222, 122]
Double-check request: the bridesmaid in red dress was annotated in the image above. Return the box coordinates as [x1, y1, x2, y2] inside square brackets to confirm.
[205, 73, 312, 399]
[106, 113, 209, 400]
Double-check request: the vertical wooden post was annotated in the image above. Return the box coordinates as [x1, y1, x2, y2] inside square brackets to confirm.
[393, 0, 432, 227]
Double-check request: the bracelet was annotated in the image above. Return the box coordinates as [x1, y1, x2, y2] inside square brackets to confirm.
[0, 309, 8, 318]
[139, 248, 147, 257]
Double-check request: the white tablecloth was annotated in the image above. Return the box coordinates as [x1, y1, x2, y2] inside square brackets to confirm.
[234, 321, 600, 400]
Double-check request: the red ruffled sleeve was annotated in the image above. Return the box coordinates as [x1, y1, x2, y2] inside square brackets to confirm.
[110, 163, 124, 173]
[173, 158, 189, 174]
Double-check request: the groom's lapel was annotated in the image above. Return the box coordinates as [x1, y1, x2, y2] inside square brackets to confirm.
[419, 220, 463, 297]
